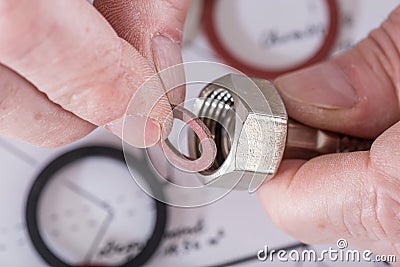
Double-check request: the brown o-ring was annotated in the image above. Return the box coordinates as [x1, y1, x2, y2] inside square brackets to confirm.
[160, 106, 217, 173]
[203, 0, 339, 79]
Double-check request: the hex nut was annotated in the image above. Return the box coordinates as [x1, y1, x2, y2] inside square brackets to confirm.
[189, 74, 288, 192]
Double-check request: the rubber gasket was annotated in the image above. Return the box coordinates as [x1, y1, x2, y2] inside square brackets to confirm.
[203, 0, 339, 79]
[25, 146, 167, 267]
[160, 105, 217, 173]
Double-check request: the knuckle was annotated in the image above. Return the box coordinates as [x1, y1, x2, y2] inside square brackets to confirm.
[339, 176, 400, 243]
[373, 184, 400, 241]
[367, 7, 400, 107]
[365, 156, 400, 242]
[328, 152, 400, 243]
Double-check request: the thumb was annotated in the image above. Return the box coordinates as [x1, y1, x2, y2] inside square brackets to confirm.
[258, 5, 400, 260]
[274, 5, 400, 138]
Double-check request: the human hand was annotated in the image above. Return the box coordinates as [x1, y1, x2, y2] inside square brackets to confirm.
[0, 0, 189, 147]
[258, 5, 400, 263]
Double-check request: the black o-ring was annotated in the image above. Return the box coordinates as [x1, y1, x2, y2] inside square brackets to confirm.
[25, 146, 167, 267]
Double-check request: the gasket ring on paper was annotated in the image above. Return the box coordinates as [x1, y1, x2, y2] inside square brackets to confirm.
[25, 146, 167, 267]
[160, 105, 217, 173]
[203, 0, 339, 79]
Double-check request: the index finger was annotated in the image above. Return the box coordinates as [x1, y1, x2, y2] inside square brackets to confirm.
[0, 0, 171, 147]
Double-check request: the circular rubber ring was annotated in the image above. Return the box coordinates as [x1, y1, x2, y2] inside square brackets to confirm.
[203, 0, 339, 79]
[160, 106, 217, 173]
[25, 146, 167, 267]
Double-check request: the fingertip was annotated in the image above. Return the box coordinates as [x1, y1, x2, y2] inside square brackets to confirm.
[107, 116, 163, 148]
[117, 39, 175, 147]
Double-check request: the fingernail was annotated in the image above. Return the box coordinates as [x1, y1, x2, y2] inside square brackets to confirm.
[151, 35, 185, 106]
[275, 63, 358, 109]
[105, 116, 161, 148]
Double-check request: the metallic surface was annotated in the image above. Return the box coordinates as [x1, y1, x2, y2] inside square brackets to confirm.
[284, 119, 373, 159]
[189, 74, 288, 192]
[189, 74, 373, 191]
